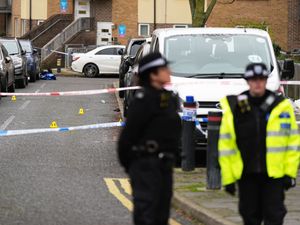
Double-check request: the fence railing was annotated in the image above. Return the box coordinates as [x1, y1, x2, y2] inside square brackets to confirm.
[41, 17, 94, 61]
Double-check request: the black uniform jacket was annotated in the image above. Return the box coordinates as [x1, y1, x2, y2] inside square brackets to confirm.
[118, 87, 182, 170]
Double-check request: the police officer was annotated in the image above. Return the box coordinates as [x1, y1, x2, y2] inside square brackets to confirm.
[218, 63, 300, 225]
[118, 52, 181, 225]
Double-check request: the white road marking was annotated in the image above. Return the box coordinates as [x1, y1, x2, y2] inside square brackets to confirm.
[40, 83, 46, 89]
[0, 115, 15, 130]
[35, 89, 40, 93]
[19, 100, 31, 110]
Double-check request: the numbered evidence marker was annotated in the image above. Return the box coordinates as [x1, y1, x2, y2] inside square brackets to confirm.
[50, 121, 58, 128]
[11, 95, 16, 101]
[78, 108, 85, 115]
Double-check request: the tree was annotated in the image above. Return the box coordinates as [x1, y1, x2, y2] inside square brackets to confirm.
[189, 0, 235, 27]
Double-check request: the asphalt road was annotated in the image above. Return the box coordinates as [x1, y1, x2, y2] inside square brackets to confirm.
[0, 77, 199, 225]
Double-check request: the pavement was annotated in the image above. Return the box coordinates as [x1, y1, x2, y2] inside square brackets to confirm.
[173, 169, 300, 225]
[0, 76, 200, 225]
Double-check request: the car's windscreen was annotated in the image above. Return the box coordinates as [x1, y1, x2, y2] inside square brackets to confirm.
[164, 34, 273, 78]
[1, 41, 20, 55]
[20, 41, 32, 53]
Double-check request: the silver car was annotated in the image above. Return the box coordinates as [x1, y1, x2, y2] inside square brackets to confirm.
[0, 43, 15, 94]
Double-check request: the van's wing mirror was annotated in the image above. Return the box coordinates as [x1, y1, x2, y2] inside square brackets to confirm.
[125, 56, 135, 67]
[33, 48, 38, 54]
[5, 57, 11, 63]
[21, 50, 26, 55]
[281, 59, 295, 80]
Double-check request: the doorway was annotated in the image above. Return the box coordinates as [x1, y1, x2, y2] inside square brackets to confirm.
[97, 22, 113, 45]
[74, 0, 91, 19]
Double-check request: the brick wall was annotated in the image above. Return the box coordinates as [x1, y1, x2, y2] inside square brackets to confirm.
[288, 0, 300, 51]
[10, 0, 21, 37]
[206, 0, 289, 50]
[91, 0, 112, 23]
[47, 0, 73, 18]
[112, 0, 138, 45]
[0, 14, 6, 35]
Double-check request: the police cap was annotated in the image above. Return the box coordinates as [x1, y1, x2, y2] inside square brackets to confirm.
[244, 63, 270, 80]
[138, 52, 169, 76]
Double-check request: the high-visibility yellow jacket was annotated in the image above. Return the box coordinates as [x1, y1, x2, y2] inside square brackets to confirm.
[218, 95, 300, 186]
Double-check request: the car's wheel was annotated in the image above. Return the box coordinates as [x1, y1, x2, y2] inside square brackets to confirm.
[1, 76, 8, 93]
[119, 77, 125, 98]
[8, 81, 15, 93]
[123, 94, 128, 118]
[30, 73, 36, 82]
[36, 72, 40, 80]
[16, 77, 26, 89]
[83, 64, 99, 78]
[25, 75, 29, 86]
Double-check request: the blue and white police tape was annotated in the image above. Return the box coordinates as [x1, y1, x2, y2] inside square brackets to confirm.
[0, 122, 125, 137]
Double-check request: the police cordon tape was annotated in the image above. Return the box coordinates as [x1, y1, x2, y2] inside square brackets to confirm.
[0, 118, 210, 137]
[1, 80, 300, 97]
[0, 117, 299, 137]
[0, 122, 125, 137]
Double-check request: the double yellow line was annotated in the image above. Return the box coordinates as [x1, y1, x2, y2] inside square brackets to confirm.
[104, 178, 181, 225]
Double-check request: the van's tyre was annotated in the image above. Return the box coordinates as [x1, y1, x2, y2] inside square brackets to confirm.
[83, 64, 99, 78]
[30, 73, 36, 82]
[8, 82, 15, 93]
[25, 75, 29, 86]
[16, 78, 26, 89]
[36, 72, 40, 80]
[1, 77, 8, 93]
[119, 78, 125, 98]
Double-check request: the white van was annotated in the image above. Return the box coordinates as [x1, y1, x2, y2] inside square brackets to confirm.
[150, 28, 294, 146]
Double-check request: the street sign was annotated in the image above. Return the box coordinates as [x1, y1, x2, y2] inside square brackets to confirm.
[118, 24, 126, 37]
[60, 0, 68, 13]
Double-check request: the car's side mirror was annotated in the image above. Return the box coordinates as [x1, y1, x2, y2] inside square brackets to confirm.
[33, 49, 38, 54]
[281, 59, 295, 80]
[5, 57, 11, 63]
[118, 49, 124, 55]
[125, 56, 135, 67]
[21, 50, 26, 55]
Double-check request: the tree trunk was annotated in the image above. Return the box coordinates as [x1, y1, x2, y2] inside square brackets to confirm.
[190, 0, 217, 27]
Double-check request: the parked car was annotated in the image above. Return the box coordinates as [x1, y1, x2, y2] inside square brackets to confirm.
[119, 38, 150, 98]
[0, 38, 28, 88]
[19, 39, 40, 82]
[71, 45, 125, 77]
[123, 42, 151, 116]
[149, 28, 294, 153]
[0, 43, 15, 94]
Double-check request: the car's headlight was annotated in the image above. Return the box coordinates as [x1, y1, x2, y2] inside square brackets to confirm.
[13, 58, 22, 67]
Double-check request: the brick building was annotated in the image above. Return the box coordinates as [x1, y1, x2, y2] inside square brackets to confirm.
[1, 0, 299, 51]
[207, 0, 300, 51]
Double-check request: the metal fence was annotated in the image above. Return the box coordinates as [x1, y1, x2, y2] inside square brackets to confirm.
[284, 63, 300, 100]
[41, 17, 93, 61]
[64, 45, 100, 68]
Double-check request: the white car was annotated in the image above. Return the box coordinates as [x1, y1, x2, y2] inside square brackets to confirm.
[71, 45, 125, 77]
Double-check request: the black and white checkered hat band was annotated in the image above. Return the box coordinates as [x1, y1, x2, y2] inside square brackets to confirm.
[139, 58, 167, 73]
[245, 65, 269, 78]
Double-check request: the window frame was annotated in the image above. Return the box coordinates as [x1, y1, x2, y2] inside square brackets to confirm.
[96, 47, 117, 56]
[138, 24, 150, 37]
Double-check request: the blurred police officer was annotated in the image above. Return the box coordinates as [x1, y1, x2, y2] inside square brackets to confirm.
[118, 52, 181, 225]
[218, 63, 300, 225]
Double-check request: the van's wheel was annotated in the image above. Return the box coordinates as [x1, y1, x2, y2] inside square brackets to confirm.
[8, 82, 15, 92]
[1, 77, 8, 93]
[16, 78, 26, 89]
[36, 72, 40, 80]
[83, 64, 99, 78]
[30, 73, 36, 82]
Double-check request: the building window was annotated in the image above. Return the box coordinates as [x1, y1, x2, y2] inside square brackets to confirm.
[14, 18, 19, 37]
[173, 24, 188, 28]
[21, 19, 27, 35]
[139, 24, 150, 37]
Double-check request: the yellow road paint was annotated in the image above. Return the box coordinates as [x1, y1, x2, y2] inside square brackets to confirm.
[104, 178, 182, 225]
[104, 178, 133, 211]
[119, 178, 132, 195]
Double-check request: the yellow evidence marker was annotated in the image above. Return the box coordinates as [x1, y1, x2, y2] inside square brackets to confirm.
[11, 95, 16, 101]
[50, 121, 58, 128]
[79, 108, 85, 115]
